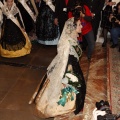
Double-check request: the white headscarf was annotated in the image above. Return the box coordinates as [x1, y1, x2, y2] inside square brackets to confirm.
[47, 17, 82, 82]
[3, 0, 19, 16]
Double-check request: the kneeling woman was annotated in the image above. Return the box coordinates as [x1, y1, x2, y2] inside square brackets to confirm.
[29, 16, 86, 118]
[0, 0, 31, 58]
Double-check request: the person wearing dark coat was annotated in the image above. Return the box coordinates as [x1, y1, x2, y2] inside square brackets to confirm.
[0, 0, 31, 58]
[101, 0, 115, 47]
[54, 0, 76, 34]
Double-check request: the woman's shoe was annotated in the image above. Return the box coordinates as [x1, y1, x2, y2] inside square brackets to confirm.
[110, 44, 118, 48]
[87, 57, 91, 62]
[102, 42, 107, 47]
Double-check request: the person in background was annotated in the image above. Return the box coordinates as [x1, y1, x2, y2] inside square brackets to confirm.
[101, 0, 116, 47]
[109, 2, 120, 50]
[73, 1, 95, 60]
[0, 0, 31, 58]
[36, 0, 59, 45]
[54, 0, 76, 34]
[83, 0, 105, 41]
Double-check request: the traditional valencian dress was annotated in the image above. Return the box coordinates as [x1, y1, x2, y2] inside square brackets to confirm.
[29, 18, 86, 118]
[0, 2, 31, 58]
[36, 0, 59, 45]
[16, 0, 38, 33]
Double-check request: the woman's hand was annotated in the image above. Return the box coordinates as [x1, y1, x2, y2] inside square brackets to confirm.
[80, 12, 85, 18]
[54, 18, 58, 26]
[22, 28, 25, 32]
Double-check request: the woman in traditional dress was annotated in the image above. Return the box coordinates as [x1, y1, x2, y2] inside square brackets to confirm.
[36, 0, 59, 45]
[16, 0, 38, 34]
[0, 0, 31, 58]
[29, 16, 86, 119]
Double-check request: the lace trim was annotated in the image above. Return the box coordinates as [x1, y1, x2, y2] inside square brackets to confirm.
[69, 39, 82, 60]
[2, 4, 19, 17]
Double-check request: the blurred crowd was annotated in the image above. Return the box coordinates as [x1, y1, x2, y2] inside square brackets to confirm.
[0, 0, 120, 59]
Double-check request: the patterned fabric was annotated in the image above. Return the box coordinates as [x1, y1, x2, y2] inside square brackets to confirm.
[29, 17, 86, 118]
[36, 0, 59, 45]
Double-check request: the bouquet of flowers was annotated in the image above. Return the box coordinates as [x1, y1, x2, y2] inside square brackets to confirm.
[57, 69, 81, 106]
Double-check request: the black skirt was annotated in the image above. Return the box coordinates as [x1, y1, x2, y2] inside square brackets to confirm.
[66, 55, 86, 114]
